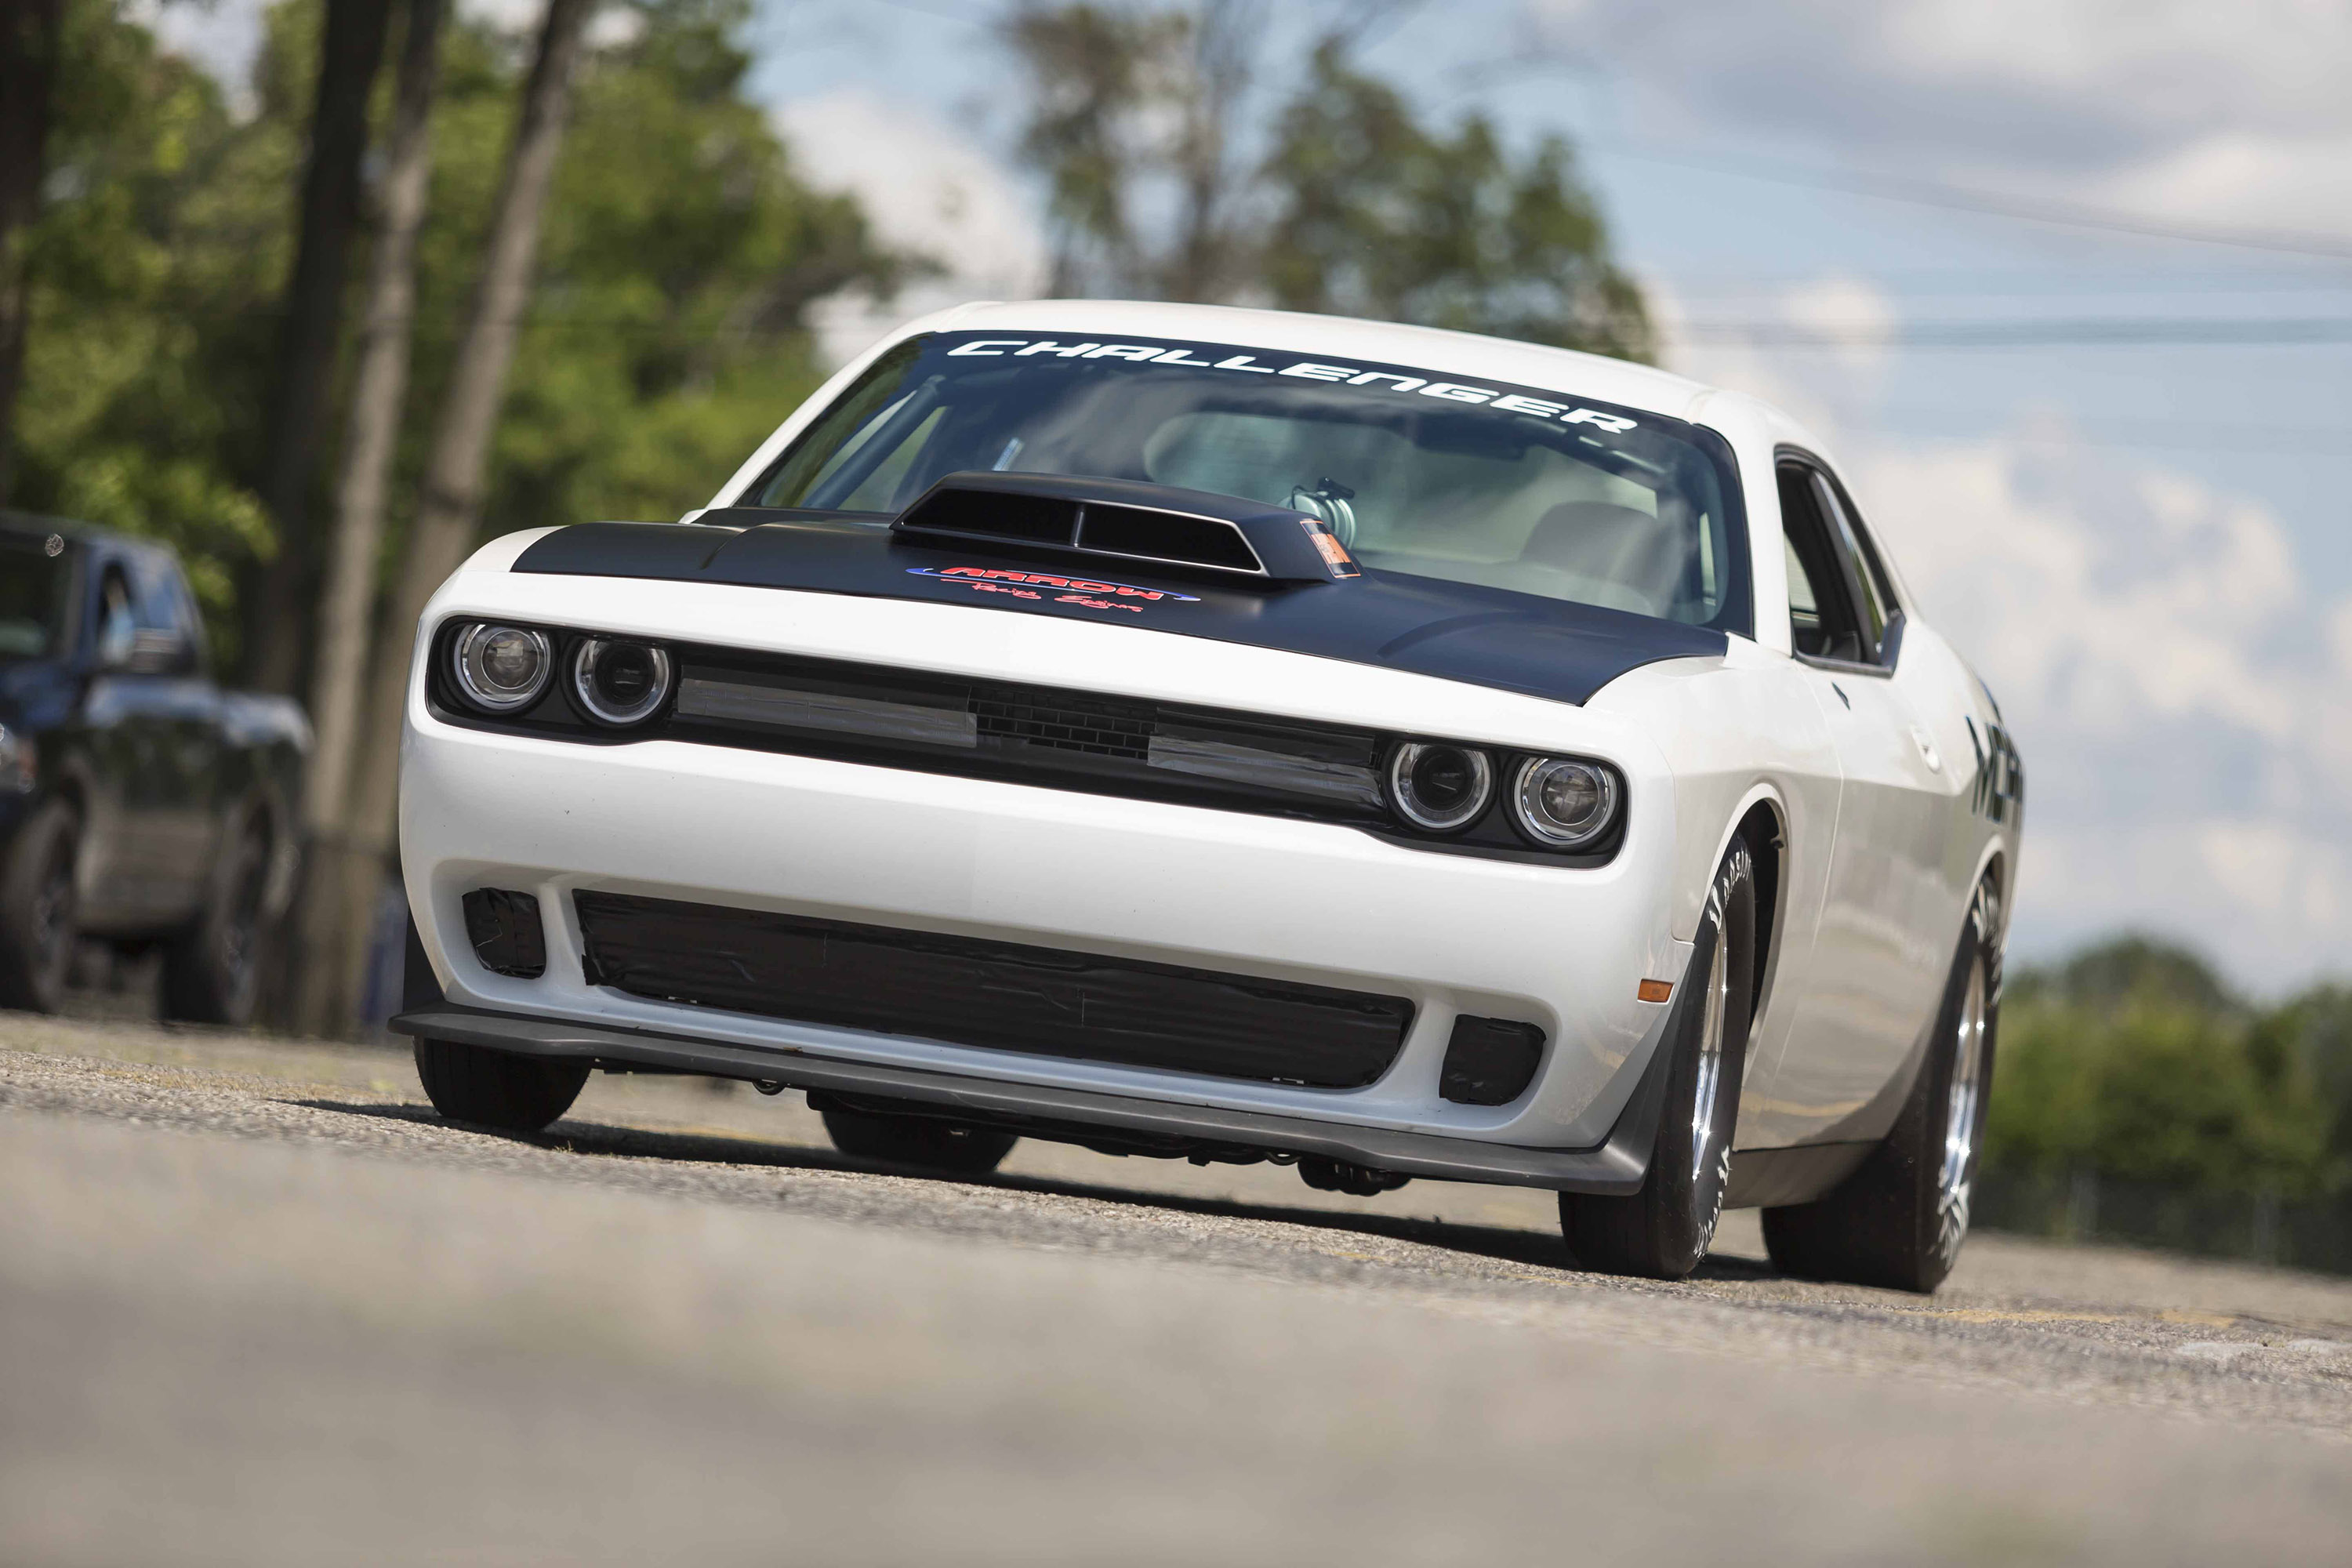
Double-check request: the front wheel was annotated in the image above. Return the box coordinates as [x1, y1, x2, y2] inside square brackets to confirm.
[1762, 878, 2000, 1293]
[415, 1036, 590, 1133]
[1559, 837, 1756, 1279]
[0, 798, 81, 1014]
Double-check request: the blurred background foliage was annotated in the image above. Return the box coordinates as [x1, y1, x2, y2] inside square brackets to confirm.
[1986, 935, 2352, 1199]
[999, 2, 1650, 360]
[9, 0, 907, 670]
[10, 0, 1651, 675]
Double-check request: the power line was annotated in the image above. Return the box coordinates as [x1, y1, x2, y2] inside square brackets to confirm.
[1862, 423, 2350, 459]
[1593, 140, 2352, 265]
[1661, 317, 2352, 349]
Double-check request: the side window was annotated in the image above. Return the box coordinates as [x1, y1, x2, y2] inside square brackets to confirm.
[1813, 474, 1901, 662]
[96, 564, 137, 667]
[1776, 463, 1865, 663]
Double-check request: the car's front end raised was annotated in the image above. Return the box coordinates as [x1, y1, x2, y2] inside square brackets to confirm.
[396, 539, 1713, 1189]
[394, 305, 1766, 1193]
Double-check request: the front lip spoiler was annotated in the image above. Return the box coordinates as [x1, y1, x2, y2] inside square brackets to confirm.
[387, 1001, 1677, 1194]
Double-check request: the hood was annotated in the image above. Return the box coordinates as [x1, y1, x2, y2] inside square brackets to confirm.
[512, 510, 1726, 708]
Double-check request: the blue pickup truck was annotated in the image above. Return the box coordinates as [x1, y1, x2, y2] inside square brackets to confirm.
[0, 513, 308, 1022]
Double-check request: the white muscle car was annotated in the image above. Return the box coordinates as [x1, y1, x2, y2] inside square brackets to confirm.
[392, 300, 2024, 1289]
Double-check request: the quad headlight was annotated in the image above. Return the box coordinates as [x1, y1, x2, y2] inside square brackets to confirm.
[1510, 756, 1619, 849]
[1385, 741, 1493, 833]
[571, 637, 673, 726]
[451, 623, 553, 713]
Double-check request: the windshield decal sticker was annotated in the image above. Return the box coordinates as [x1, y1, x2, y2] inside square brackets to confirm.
[942, 336, 1640, 433]
[906, 565, 1203, 612]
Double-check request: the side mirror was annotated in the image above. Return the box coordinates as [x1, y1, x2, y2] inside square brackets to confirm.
[125, 627, 195, 675]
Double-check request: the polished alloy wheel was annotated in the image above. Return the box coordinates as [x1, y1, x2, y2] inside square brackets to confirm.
[1936, 958, 1990, 1265]
[1689, 926, 1731, 1185]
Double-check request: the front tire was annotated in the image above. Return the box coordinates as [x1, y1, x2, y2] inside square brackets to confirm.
[0, 798, 81, 1014]
[162, 807, 272, 1025]
[1559, 837, 1756, 1279]
[1761, 878, 2000, 1294]
[821, 1105, 1018, 1176]
[415, 1036, 590, 1133]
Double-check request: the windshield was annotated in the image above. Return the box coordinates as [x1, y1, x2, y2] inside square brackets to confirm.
[749, 331, 1748, 631]
[0, 532, 75, 659]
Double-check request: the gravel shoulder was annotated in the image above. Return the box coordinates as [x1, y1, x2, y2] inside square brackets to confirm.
[4, 1014, 2350, 1565]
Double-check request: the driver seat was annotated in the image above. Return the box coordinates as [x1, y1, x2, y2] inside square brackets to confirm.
[1519, 501, 1686, 615]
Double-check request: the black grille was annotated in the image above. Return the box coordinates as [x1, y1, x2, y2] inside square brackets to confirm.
[574, 890, 1413, 1090]
[971, 685, 1156, 759]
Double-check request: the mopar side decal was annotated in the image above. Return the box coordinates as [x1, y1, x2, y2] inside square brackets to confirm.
[906, 564, 1202, 614]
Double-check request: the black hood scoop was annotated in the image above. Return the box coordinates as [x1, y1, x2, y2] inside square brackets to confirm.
[894, 471, 1353, 583]
[513, 504, 1726, 708]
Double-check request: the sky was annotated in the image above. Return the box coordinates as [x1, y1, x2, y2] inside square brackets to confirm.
[153, 0, 2352, 993]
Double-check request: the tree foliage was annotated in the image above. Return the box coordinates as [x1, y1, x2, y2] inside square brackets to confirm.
[10, 0, 907, 670]
[1262, 42, 1650, 359]
[1000, 2, 1650, 361]
[1986, 935, 2337, 1196]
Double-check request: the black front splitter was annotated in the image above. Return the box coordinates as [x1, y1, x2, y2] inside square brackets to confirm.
[387, 1003, 1673, 1195]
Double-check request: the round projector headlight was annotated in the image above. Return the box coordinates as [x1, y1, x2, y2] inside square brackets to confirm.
[452, 623, 551, 713]
[1511, 757, 1620, 849]
[1386, 741, 1493, 833]
[572, 637, 673, 726]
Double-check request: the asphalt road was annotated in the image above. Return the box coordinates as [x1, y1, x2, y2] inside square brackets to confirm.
[4, 1014, 2350, 1566]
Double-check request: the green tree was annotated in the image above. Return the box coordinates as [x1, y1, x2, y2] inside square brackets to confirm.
[1001, 3, 1650, 361]
[9, 2, 284, 658]
[9, 0, 906, 676]
[1986, 936, 2333, 1196]
[1262, 40, 1650, 360]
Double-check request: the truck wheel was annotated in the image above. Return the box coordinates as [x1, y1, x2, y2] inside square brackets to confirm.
[1559, 836, 1756, 1280]
[161, 808, 271, 1025]
[821, 1105, 1018, 1176]
[1761, 878, 1999, 1294]
[415, 1036, 590, 1133]
[0, 798, 81, 1014]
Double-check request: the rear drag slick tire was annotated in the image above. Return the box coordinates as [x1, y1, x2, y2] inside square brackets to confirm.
[1761, 877, 2000, 1294]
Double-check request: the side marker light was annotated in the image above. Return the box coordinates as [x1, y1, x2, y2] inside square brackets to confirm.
[1638, 979, 1673, 1003]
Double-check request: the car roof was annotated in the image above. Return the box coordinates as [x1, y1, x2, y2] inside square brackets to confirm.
[920, 299, 1720, 423]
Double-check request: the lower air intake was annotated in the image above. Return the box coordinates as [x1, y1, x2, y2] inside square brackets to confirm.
[1439, 1014, 1546, 1105]
[574, 891, 1414, 1090]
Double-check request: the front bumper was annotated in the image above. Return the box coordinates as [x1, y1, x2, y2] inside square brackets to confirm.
[389, 998, 1682, 1192]
[400, 570, 1695, 1165]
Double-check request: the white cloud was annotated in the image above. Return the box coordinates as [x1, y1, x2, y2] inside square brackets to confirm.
[1851, 435, 2351, 987]
[1659, 274, 2352, 989]
[1534, 0, 2352, 238]
[773, 87, 1049, 367]
[1772, 274, 1900, 383]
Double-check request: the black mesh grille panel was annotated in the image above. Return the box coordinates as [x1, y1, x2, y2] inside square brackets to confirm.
[575, 891, 1414, 1090]
[971, 685, 1156, 759]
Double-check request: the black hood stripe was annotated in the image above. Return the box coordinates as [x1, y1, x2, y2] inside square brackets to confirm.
[511, 512, 1726, 707]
